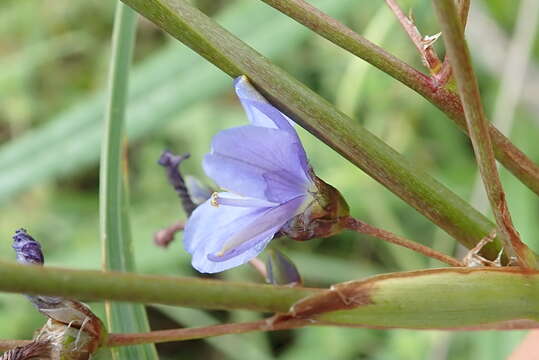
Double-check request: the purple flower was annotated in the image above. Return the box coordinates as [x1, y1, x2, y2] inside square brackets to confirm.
[183, 76, 322, 273]
[183, 77, 350, 273]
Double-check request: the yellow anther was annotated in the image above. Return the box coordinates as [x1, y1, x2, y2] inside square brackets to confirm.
[210, 192, 220, 207]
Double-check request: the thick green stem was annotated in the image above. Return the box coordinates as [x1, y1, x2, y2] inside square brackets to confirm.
[0, 261, 317, 313]
[433, 0, 535, 268]
[118, 0, 512, 259]
[2, 262, 539, 330]
[258, 0, 539, 198]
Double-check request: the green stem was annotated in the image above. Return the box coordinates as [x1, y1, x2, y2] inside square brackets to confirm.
[0, 261, 317, 313]
[2, 262, 539, 330]
[258, 0, 539, 198]
[433, 0, 535, 268]
[119, 0, 510, 259]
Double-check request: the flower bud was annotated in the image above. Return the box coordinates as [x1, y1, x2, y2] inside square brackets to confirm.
[9, 229, 107, 359]
[12, 228, 44, 266]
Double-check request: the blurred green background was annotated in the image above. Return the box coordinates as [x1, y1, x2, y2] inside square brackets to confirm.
[1, 0, 539, 359]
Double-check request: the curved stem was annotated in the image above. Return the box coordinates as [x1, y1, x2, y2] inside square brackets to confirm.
[154, 221, 185, 248]
[342, 217, 464, 267]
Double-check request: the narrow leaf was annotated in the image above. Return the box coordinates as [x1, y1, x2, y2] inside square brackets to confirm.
[99, 3, 158, 359]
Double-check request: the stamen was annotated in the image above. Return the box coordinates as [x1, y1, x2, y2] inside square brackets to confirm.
[210, 192, 220, 207]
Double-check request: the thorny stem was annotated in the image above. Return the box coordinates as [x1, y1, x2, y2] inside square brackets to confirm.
[342, 217, 464, 267]
[385, 0, 442, 75]
[106, 318, 309, 347]
[158, 150, 198, 217]
[433, 0, 536, 269]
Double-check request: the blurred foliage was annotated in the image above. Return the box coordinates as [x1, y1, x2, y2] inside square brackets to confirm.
[0, 0, 538, 359]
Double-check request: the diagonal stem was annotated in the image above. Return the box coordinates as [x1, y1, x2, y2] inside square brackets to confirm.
[432, 0, 535, 268]
[342, 217, 464, 267]
[471, 0, 539, 213]
[385, 0, 442, 75]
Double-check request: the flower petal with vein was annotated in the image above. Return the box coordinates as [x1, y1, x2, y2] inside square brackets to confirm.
[184, 76, 316, 273]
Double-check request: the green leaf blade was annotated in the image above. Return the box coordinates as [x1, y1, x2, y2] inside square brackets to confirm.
[99, 2, 159, 359]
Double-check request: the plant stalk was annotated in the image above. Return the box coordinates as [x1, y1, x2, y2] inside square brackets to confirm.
[106, 318, 309, 346]
[432, 0, 536, 268]
[342, 217, 464, 267]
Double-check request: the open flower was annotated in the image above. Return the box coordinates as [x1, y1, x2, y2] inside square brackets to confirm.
[184, 76, 348, 273]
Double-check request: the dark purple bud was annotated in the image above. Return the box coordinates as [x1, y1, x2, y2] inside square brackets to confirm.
[266, 249, 302, 285]
[159, 150, 198, 216]
[12, 229, 44, 266]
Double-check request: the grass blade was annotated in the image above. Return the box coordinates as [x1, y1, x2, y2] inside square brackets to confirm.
[99, 2, 158, 358]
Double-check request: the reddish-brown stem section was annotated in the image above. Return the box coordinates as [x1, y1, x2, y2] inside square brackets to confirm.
[106, 318, 309, 347]
[433, 0, 535, 269]
[342, 217, 464, 267]
[154, 221, 185, 248]
[385, 0, 442, 75]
